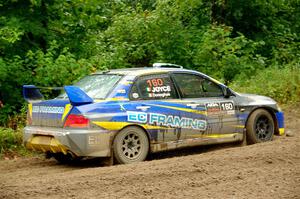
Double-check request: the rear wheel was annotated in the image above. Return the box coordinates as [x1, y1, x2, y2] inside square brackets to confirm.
[246, 109, 274, 144]
[113, 126, 149, 164]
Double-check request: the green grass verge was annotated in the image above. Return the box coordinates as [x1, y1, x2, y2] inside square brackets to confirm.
[0, 127, 38, 159]
[230, 64, 300, 104]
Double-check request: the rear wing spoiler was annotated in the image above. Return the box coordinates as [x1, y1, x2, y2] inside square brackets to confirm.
[22, 85, 93, 106]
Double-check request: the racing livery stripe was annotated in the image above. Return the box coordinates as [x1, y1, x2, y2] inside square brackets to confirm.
[211, 78, 223, 85]
[92, 121, 171, 130]
[28, 103, 33, 118]
[232, 125, 245, 128]
[61, 104, 72, 121]
[189, 133, 239, 138]
[94, 98, 129, 102]
[147, 104, 206, 115]
[279, 128, 285, 135]
[108, 97, 129, 101]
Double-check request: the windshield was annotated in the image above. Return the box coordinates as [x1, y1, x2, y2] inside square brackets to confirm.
[59, 74, 122, 99]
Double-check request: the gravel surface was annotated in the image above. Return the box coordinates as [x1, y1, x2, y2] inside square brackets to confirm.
[0, 106, 299, 199]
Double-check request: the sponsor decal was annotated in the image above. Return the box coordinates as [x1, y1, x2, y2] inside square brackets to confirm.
[132, 93, 139, 99]
[206, 102, 220, 115]
[127, 111, 147, 123]
[116, 89, 126, 94]
[32, 106, 64, 114]
[127, 111, 207, 131]
[206, 102, 235, 115]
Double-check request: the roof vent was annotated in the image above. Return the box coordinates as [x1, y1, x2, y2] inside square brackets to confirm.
[153, 63, 183, 69]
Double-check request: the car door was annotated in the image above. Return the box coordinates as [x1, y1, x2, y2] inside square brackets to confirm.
[171, 72, 239, 139]
[127, 73, 183, 143]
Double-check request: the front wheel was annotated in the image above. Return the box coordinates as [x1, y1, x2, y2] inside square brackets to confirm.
[246, 109, 274, 144]
[113, 126, 149, 164]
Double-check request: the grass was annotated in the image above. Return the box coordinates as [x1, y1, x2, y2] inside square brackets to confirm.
[230, 64, 300, 104]
[0, 127, 38, 159]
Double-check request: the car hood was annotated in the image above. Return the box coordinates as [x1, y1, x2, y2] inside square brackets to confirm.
[236, 93, 277, 107]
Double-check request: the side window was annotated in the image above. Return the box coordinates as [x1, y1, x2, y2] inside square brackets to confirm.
[172, 73, 223, 98]
[202, 79, 224, 97]
[130, 74, 178, 100]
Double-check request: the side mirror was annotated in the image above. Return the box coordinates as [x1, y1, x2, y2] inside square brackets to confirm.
[223, 87, 232, 98]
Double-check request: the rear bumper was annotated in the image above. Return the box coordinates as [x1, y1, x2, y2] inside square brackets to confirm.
[23, 126, 115, 157]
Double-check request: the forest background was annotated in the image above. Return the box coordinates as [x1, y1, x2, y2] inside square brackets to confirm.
[0, 0, 299, 156]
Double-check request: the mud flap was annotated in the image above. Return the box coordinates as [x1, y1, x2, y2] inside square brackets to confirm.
[102, 149, 114, 166]
[239, 130, 247, 146]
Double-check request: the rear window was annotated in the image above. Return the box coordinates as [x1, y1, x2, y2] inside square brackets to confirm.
[59, 74, 122, 99]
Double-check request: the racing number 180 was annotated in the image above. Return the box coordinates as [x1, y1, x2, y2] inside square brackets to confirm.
[221, 102, 234, 111]
[146, 78, 164, 87]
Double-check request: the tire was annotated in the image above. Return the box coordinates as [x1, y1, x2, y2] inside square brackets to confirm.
[113, 126, 149, 164]
[246, 109, 275, 144]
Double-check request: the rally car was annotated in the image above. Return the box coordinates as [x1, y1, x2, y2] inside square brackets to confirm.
[23, 63, 285, 164]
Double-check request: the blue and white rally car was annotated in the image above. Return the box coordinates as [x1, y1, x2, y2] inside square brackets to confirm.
[23, 63, 285, 164]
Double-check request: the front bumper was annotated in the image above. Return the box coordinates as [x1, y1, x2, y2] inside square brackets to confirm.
[275, 111, 285, 135]
[24, 126, 115, 157]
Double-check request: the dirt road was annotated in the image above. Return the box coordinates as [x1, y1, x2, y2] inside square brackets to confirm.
[0, 106, 299, 199]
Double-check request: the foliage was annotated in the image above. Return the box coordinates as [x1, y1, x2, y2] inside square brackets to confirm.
[193, 25, 266, 83]
[0, 126, 37, 159]
[0, 127, 23, 155]
[0, 40, 106, 126]
[0, 0, 299, 127]
[91, 0, 210, 68]
[230, 63, 300, 104]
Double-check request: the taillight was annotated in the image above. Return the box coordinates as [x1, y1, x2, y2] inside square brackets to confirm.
[64, 114, 90, 128]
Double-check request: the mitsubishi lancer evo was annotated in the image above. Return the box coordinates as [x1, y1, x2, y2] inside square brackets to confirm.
[23, 63, 284, 164]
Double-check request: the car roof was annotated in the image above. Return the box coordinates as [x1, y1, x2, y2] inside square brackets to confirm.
[92, 63, 226, 89]
[93, 67, 196, 76]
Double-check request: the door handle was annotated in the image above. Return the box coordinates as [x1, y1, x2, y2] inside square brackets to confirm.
[187, 103, 199, 109]
[136, 106, 151, 111]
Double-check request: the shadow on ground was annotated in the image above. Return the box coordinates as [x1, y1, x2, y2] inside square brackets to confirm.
[57, 140, 246, 168]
